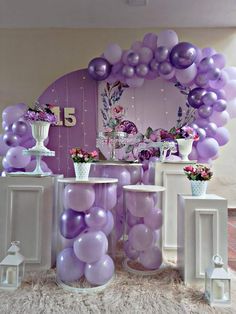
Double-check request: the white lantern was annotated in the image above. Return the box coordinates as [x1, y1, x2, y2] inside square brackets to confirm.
[0, 241, 25, 290]
[205, 255, 231, 307]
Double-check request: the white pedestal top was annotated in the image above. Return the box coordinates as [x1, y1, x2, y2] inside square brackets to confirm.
[93, 161, 142, 167]
[123, 185, 165, 193]
[178, 194, 226, 200]
[58, 177, 118, 184]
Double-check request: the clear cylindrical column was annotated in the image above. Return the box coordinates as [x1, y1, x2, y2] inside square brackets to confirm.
[123, 185, 165, 274]
[56, 177, 118, 292]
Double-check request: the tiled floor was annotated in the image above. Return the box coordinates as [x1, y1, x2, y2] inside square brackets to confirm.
[228, 209, 236, 270]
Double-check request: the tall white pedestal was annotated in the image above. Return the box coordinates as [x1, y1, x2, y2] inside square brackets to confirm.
[0, 175, 62, 271]
[177, 194, 228, 287]
[153, 161, 193, 261]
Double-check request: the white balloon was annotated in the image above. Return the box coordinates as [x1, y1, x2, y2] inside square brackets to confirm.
[175, 63, 197, 84]
[227, 98, 236, 118]
[157, 29, 178, 49]
[104, 43, 122, 65]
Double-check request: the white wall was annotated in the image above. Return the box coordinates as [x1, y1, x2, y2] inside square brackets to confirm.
[0, 28, 236, 206]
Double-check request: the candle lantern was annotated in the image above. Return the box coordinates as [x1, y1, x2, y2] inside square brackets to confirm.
[205, 255, 231, 307]
[0, 241, 25, 290]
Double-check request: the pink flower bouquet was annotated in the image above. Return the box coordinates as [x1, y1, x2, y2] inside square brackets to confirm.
[183, 164, 213, 181]
[69, 148, 98, 163]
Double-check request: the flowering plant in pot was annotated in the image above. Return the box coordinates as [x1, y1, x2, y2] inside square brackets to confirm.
[183, 164, 213, 196]
[69, 148, 98, 180]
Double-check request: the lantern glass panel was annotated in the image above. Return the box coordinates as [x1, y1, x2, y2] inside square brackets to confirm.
[212, 279, 230, 302]
[205, 273, 211, 298]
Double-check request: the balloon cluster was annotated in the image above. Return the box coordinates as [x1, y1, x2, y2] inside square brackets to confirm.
[57, 183, 117, 286]
[90, 164, 143, 241]
[124, 191, 162, 270]
[0, 103, 51, 175]
[88, 29, 236, 164]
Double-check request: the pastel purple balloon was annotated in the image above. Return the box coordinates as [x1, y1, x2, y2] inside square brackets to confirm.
[124, 240, 139, 260]
[138, 47, 153, 64]
[144, 208, 163, 230]
[56, 248, 85, 282]
[213, 127, 230, 146]
[126, 191, 154, 217]
[85, 206, 107, 229]
[131, 41, 143, 52]
[85, 254, 114, 286]
[114, 214, 124, 241]
[194, 117, 209, 128]
[127, 211, 143, 227]
[156, 29, 178, 49]
[60, 209, 86, 239]
[139, 247, 162, 270]
[126, 76, 144, 88]
[6, 146, 31, 168]
[202, 47, 216, 58]
[2, 105, 25, 126]
[213, 99, 227, 112]
[12, 120, 28, 136]
[188, 87, 207, 109]
[3, 132, 20, 147]
[88, 57, 111, 81]
[127, 52, 140, 66]
[175, 63, 197, 85]
[142, 33, 158, 50]
[170, 42, 197, 69]
[212, 53, 226, 69]
[94, 183, 117, 210]
[104, 43, 122, 65]
[209, 110, 230, 127]
[158, 61, 173, 75]
[155, 46, 169, 62]
[129, 224, 153, 251]
[63, 184, 95, 212]
[194, 72, 209, 87]
[25, 159, 49, 172]
[149, 59, 159, 72]
[101, 211, 114, 236]
[0, 134, 10, 156]
[189, 146, 199, 160]
[198, 104, 213, 118]
[127, 166, 142, 185]
[208, 67, 221, 81]
[209, 71, 228, 89]
[122, 65, 135, 78]
[198, 57, 215, 72]
[202, 91, 218, 106]
[197, 138, 219, 159]
[102, 166, 131, 195]
[73, 230, 108, 263]
[197, 128, 207, 141]
[136, 64, 149, 77]
[204, 122, 217, 137]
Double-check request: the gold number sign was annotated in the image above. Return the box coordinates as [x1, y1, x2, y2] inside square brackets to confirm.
[51, 106, 77, 127]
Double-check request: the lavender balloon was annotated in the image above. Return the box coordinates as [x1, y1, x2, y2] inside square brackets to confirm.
[197, 128, 207, 141]
[126, 191, 154, 217]
[139, 247, 162, 270]
[63, 184, 95, 212]
[212, 53, 226, 69]
[198, 57, 215, 72]
[136, 64, 149, 77]
[194, 72, 209, 87]
[60, 209, 86, 239]
[3, 132, 20, 147]
[213, 99, 227, 112]
[56, 248, 85, 282]
[155, 46, 169, 62]
[85, 206, 107, 229]
[127, 52, 140, 66]
[213, 127, 230, 146]
[197, 138, 219, 159]
[85, 254, 114, 286]
[127, 211, 143, 227]
[202, 91, 218, 106]
[138, 47, 153, 64]
[94, 183, 117, 211]
[208, 67, 221, 81]
[156, 29, 178, 49]
[209, 71, 228, 89]
[101, 211, 114, 236]
[187, 87, 206, 109]
[144, 208, 163, 230]
[149, 59, 159, 71]
[88, 57, 111, 81]
[209, 110, 230, 127]
[204, 122, 217, 137]
[12, 120, 28, 136]
[170, 42, 197, 69]
[158, 61, 173, 75]
[198, 104, 213, 118]
[122, 65, 135, 78]
[73, 230, 108, 263]
[6, 146, 31, 168]
[124, 240, 139, 260]
[129, 224, 153, 251]
[142, 33, 158, 50]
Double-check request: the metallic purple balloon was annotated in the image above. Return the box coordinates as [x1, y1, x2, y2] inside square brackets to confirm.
[122, 65, 135, 78]
[194, 72, 209, 87]
[88, 57, 111, 81]
[198, 104, 213, 118]
[136, 64, 149, 77]
[56, 247, 85, 282]
[158, 61, 173, 75]
[198, 57, 215, 72]
[60, 209, 86, 239]
[3, 132, 20, 147]
[12, 120, 28, 136]
[187, 87, 207, 108]
[85, 254, 114, 286]
[127, 52, 140, 66]
[85, 206, 107, 229]
[208, 67, 221, 81]
[170, 42, 197, 69]
[213, 99, 227, 112]
[202, 91, 218, 106]
[154, 46, 169, 62]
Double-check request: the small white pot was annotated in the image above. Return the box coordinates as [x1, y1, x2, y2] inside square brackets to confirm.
[74, 163, 91, 181]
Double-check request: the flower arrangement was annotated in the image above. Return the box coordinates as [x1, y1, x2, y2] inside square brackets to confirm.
[24, 102, 57, 125]
[69, 147, 98, 163]
[169, 125, 199, 141]
[183, 164, 213, 181]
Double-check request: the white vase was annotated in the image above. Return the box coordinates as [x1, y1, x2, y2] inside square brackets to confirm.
[74, 163, 91, 181]
[30, 121, 50, 152]
[191, 180, 208, 196]
[176, 138, 193, 161]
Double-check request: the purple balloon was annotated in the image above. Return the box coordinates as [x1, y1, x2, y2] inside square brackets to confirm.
[149, 59, 159, 72]
[209, 71, 228, 89]
[127, 166, 142, 185]
[126, 191, 154, 217]
[127, 211, 143, 227]
[154, 46, 169, 62]
[138, 47, 153, 64]
[73, 230, 108, 263]
[88, 57, 111, 81]
[94, 183, 117, 210]
[158, 61, 173, 75]
[139, 247, 162, 270]
[102, 166, 130, 195]
[188, 87, 207, 108]
[63, 184, 95, 212]
[60, 209, 86, 239]
[127, 52, 140, 66]
[202, 91, 218, 106]
[124, 240, 139, 260]
[126, 76, 144, 88]
[129, 224, 153, 251]
[208, 67, 221, 81]
[101, 211, 114, 236]
[204, 122, 217, 137]
[12, 120, 28, 136]
[56, 247, 85, 282]
[85, 254, 114, 286]
[144, 208, 163, 230]
[212, 53, 226, 69]
[142, 33, 158, 50]
[198, 57, 215, 72]
[197, 138, 219, 159]
[25, 159, 49, 172]
[2, 105, 25, 126]
[198, 104, 213, 118]
[197, 128, 206, 141]
[213, 99, 227, 112]
[122, 65, 135, 78]
[209, 110, 230, 127]
[194, 117, 209, 128]
[6, 146, 31, 168]
[194, 72, 209, 87]
[85, 206, 107, 229]
[213, 127, 230, 146]
[136, 64, 149, 77]
[0, 134, 10, 156]
[202, 47, 216, 58]
[3, 132, 20, 147]
[170, 42, 197, 69]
